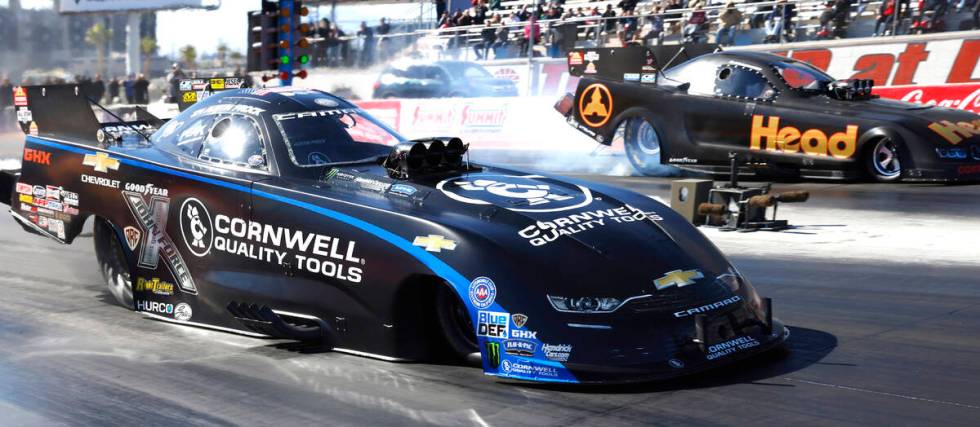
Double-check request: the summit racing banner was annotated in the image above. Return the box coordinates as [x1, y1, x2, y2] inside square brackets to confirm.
[873, 83, 980, 114]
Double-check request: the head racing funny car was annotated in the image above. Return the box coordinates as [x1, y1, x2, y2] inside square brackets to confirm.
[0, 82, 787, 384]
[556, 45, 980, 182]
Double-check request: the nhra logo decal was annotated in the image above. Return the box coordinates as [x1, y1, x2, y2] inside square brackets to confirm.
[469, 277, 497, 309]
[437, 174, 593, 213]
[123, 192, 197, 294]
[578, 83, 613, 128]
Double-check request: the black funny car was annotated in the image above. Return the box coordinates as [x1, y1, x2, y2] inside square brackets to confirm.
[0, 82, 786, 384]
[557, 46, 980, 181]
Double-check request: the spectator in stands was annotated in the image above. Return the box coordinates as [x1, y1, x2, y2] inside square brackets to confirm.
[166, 63, 184, 103]
[618, 0, 639, 12]
[830, 0, 852, 38]
[134, 74, 149, 105]
[357, 21, 375, 67]
[763, 0, 795, 43]
[438, 11, 452, 28]
[620, 8, 639, 40]
[508, 11, 522, 24]
[873, 0, 897, 35]
[92, 74, 106, 104]
[474, 20, 497, 59]
[108, 77, 120, 104]
[716, 2, 742, 46]
[663, 0, 685, 35]
[683, 2, 709, 42]
[519, 14, 541, 57]
[601, 3, 618, 40]
[472, 1, 489, 24]
[583, 6, 602, 39]
[331, 23, 349, 66]
[639, 7, 665, 46]
[748, 0, 772, 28]
[518, 5, 533, 21]
[378, 17, 391, 36]
[489, 0, 502, 10]
[493, 21, 511, 58]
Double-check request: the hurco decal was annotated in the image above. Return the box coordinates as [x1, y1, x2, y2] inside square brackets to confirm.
[750, 115, 857, 159]
[518, 204, 660, 247]
[674, 296, 742, 318]
[179, 198, 364, 284]
[927, 119, 980, 145]
[477, 311, 509, 338]
[123, 192, 197, 294]
[135, 277, 175, 296]
[706, 336, 760, 360]
[136, 300, 173, 315]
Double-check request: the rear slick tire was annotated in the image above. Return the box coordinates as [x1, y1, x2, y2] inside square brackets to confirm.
[93, 218, 134, 309]
[435, 285, 480, 365]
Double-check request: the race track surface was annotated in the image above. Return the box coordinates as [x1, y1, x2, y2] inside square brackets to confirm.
[1, 134, 980, 425]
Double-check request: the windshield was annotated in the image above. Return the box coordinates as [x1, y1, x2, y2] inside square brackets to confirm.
[773, 60, 834, 90]
[441, 62, 493, 79]
[273, 108, 406, 167]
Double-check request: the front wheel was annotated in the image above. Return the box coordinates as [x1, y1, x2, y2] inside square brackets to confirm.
[435, 285, 479, 365]
[93, 218, 133, 309]
[622, 116, 675, 176]
[865, 137, 903, 182]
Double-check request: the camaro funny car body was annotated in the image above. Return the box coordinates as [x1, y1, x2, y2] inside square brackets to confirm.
[1, 83, 786, 384]
[557, 46, 980, 182]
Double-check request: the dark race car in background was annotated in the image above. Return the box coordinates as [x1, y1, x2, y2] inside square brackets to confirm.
[556, 46, 980, 182]
[0, 82, 786, 384]
[373, 60, 518, 99]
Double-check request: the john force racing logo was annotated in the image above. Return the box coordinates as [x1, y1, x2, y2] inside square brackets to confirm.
[123, 192, 197, 294]
[436, 174, 593, 213]
[179, 199, 364, 284]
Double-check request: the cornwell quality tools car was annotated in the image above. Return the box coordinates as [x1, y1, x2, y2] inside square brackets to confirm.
[555, 45, 980, 182]
[0, 83, 786, 384]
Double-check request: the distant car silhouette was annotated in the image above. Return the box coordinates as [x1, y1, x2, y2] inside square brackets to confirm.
[372, 61, 518, 99]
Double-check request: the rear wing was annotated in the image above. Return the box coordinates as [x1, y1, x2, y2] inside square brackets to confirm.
[567, 44, 718, 83]
[177, 76, 251, 112]
[13, 84, 162, 146]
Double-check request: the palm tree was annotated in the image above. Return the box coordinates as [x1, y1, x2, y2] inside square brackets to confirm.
[179, 45, 197, 70]
[216, 42, 228, 68]
[140, 37, 158, 74]
[85, 22, 113, 76]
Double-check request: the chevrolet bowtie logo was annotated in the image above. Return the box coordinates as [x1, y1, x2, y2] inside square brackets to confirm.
[654, 269, 704, 290]
[413, 235, 458, 252]
[83, 152, 120, 173]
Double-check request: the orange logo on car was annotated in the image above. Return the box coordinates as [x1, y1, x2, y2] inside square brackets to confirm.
[927, 119, 980, 145]
[750, 115, 857, 159]
[579, 83, 613, 128]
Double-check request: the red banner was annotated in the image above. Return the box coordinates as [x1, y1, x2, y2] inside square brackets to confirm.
[873, 83, 980, 113]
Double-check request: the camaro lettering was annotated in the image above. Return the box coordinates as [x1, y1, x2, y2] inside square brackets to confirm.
[674, 296, 742, 318]
[750, 115, 857, 159]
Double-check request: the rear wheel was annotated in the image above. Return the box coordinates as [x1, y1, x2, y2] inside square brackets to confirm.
[622, 116, 674, 176]
[865, 137, 903, 182]
[435, 285, 479, 364]
[93, 218, 133, 309]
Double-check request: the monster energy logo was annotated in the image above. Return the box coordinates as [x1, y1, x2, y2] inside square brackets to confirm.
[485, 342, 501, 369]
[123, 191, 197, 294]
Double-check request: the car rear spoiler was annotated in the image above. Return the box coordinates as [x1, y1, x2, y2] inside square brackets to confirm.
[567, 44, 718, 83]
[13, 84, 165, 145]
[176, 76, 251, 112]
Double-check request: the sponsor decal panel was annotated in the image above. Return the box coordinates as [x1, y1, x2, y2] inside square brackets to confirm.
[485, 342, 501, 368]
[511, 329, 537, 340]
[136, 300, 173, 315]
[654, 269, 703, 290]
[23, 148, 51, 165]
[468, 277, 496, 309]
[925, 119, 980, 145]
[518, 204, 660, 247]
[124, 226, 141, 251]
[541, 343, 572, 362]
[477, 311, 509, 338]
[500, 359, 560, 378]
[706, 336, 760, 361]
[82, 152, 120, 173]
[511, 313, 528, 328]
[504, 339, 537, 357]
[135, 277, 175, 296]
[749, 115, 858, 159]
[82, 174, 121, 189]
[15, 182, 32, 195]
[438, 174, 593, 213]
[174, 303, 193, 321]
[180, 198, 364, 284]
[123, 192, 197, 294]
[578, 83, 612, 127]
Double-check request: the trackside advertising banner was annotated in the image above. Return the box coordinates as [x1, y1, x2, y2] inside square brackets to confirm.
[873, 83, 980, 114]
[481, 33, 980, 97]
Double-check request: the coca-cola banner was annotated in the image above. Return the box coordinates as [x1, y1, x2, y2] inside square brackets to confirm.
[874, 83, 980, 113]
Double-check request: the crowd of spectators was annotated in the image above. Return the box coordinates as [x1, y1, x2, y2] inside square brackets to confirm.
[309, 17, 399, 68]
